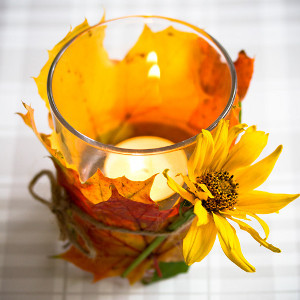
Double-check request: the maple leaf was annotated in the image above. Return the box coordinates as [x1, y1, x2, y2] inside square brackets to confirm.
[188, 49, 254, 129]
[42, 22, 254, 148]
[226, 50, 254, 126]
[34, 17, 103, 110]
[57, 171, 184, 284]
[50, 159, 184, 284]
[17, 103, 66, 167]
[234, 50, 255, 101]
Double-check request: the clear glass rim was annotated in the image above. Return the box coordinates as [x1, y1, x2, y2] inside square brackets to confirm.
[47, 15, 237, 155]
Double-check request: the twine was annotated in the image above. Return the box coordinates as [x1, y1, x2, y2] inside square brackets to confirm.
[28, 170, 194, 259]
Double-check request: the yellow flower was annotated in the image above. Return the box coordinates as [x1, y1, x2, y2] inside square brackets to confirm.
[163, 120, 299, 272]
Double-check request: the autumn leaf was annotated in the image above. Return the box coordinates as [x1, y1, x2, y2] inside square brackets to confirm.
[60, 245, 153, 284]
[43, 22, 254, 149]
[114, 26, 205, 131]
[17, 103, 66, 167]
[34, 16, 104, 110]
[58, 178, 184, 284]
[234, 50, 255, 101]
[188, 49, 254, 129]
[225, 50, 254, 126]
[54, 162, 158, 212]
[52, 158, 185, 284]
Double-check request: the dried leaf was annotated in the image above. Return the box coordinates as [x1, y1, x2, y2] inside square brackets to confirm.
[225, 50, 254, 126]
[234, 50, 254, 101]
[59, 184, 183, 284]
[41, 23, 254, 146]
[17, 103, 66, 166]
[111, 175, 157, 204]
[34, 17, 104, 109]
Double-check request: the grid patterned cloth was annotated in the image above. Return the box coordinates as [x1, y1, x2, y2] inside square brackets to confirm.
[1, 0, 300, 299]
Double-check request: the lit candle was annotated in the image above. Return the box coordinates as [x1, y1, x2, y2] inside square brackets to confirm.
[104, 136, 188, 201]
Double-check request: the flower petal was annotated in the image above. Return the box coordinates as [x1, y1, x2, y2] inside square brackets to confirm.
[212, 119, 228, 145]
[210, 120, 229, 171]
[183, 215, 217, 266]
[229, 217, 281, 253]
[198, 183, 214, 198]
[194, 200, 209, 226]
[233, 145, 283, 192]
[221, 209, 250, 221]
[188, 129, 214, 181]
[224, 209, 270, 241]
[247, 212, 270, 239]
[163, 169, 195, 203]
[223, 126, 268, 172]
[213, 213, 255, 272]
[237, 191, 299, 214]
[181, 175, 208, 200]
[227, 123, 248, 147]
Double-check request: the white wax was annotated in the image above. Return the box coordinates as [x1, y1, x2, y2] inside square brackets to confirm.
[104, 136, 188, 201]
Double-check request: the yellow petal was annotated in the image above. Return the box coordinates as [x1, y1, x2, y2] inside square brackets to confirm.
[223, 126, 268, 172]
[221, 209, 250, 221]
[213, 213, 255, 272]
[210, 119, 229, 171]
[247, 212, 270, 239]
[194, 201, 209, 226]
[227, 123, 248, 147]
[233, 145, 283, 192]
[163, 169, 195, 203]
[183, 215, 217, 266]
[179, 174, 213, 204]
[237, 191, 299, 214]
[181, 175, 197, 193]
[212, 119, 228, 146]
[229, 217, 281, 253]
[188, 129, 214, 181]
[224, 209, 270, 241]
[198, 183, 214, 198]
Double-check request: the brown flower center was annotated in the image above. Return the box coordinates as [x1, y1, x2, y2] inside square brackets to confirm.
[196, 171, 238, 212]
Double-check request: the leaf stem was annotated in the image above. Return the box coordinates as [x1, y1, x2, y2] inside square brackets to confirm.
[121, 208, 194, 278]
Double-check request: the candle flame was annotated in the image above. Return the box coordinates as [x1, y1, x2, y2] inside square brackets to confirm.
[148, 64, 160, 78]
[146, 51, 158, 63]
[147, 51, 160, 79]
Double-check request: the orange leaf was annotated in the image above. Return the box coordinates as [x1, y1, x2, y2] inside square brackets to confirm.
[225, 51, 254, 127]
[60, 245, 153, 284]
[111, 175, 156, 205]
[59, 184, 183, 283]
[34, 17, 104, 110]
[234, 50, 255, 101]
[17, 103, 66, 166]
[44, 23, 254, 148]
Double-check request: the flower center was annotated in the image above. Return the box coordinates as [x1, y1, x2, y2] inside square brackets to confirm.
[196, 171, 239, 212]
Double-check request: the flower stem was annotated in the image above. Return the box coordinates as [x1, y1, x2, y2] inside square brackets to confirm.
[122, 236, 166, 278]
[121, 208, 194, 278]
[239, 101, 242, 123]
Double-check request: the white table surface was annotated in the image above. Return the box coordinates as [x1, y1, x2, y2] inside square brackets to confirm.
[1, 0, 299, 299]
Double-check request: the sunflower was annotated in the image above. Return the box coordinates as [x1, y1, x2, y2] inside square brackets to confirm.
[163, 120, 299, 272]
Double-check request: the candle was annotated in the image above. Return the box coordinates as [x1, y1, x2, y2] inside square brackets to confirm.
[104, 136, 188, 201]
